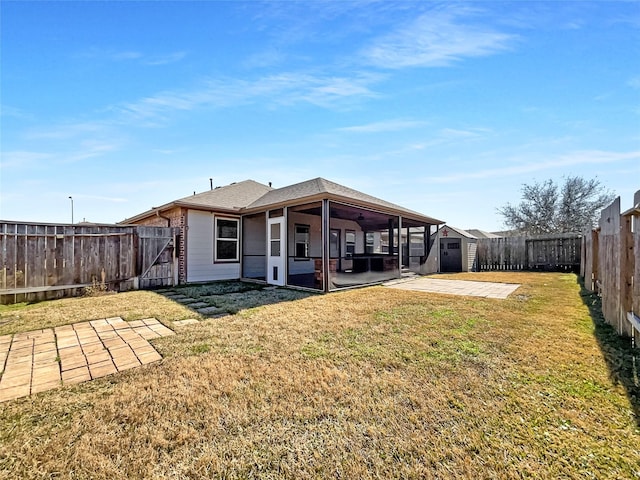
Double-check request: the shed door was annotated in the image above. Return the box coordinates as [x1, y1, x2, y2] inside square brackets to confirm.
[267, 217, 285, 286]
[440, 239, 462, 272]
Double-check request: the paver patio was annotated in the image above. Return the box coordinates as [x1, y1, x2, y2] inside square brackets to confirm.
[385, 277, 520, 299]
[0, 317, 174, 403]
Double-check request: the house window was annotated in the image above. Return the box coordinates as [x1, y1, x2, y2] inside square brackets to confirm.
[215, 218, 239, 261]
[330, 229, 340, 258]
[295, 224, 310, 258]
[365, 232, 375, 254]
[345, 230, 356, 257]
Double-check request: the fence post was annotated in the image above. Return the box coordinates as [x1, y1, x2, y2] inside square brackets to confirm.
[620, 213, 634, 337]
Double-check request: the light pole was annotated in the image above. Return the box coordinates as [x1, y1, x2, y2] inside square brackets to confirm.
[68, 196, 74, 224]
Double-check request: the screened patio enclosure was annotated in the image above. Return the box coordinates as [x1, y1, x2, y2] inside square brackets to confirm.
[241, 201, 437, 292]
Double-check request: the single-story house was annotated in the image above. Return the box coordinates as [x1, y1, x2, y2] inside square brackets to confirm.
[430, 225, 478, 273]
[121, 177, 444, 292]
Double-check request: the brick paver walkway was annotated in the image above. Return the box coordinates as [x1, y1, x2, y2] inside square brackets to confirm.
[0, 317, 174, 403]
[385, 278, 520, 299]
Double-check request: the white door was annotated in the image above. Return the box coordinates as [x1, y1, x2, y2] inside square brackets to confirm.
[267, 217, 285, 286]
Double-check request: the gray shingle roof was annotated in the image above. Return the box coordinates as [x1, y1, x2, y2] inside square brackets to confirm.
[121, 177, 443, 225]
[247, 177, 442, 223]
[177, 180, 272, 210]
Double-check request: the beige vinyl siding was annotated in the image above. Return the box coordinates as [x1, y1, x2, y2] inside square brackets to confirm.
[466, 240, 478, 272]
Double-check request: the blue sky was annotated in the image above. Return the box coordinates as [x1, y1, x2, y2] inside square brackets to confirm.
[1, 1, 639, 231]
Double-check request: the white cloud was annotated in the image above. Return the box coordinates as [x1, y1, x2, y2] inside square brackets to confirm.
[0, 105, 33, 120]
[76, 48, 186, 66]
[628, 76, 640, 89]
[25, 121, 109, 140]
[362, 8, 515, 69]
[114, 72, 382, 122]
[339, 119, 428, 133]
[0, 151, 52, 168]
[111, 51, 143, 61]
[73, 194, 127, 203]
[425, 150, 640, 183]
[64, 141, 120, 163]
[145, 52, 188, 66]
[439, 128, 486, 139]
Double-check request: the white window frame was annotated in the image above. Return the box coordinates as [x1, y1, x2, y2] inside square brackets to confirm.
[214, 216, 239, 262]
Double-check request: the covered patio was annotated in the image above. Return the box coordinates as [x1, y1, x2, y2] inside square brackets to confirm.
[241, 195, 442, 292]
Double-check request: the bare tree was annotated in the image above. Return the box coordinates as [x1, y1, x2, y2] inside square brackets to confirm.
[498, 176, 614, 235]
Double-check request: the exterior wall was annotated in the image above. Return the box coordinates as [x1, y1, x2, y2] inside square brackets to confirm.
[242, 213, 267, 279]
[130, 206, 187, 283]
[186, 210, 241, 282]
[422, 245, 439, 274]
[287, 211, 364, 276]
[287, 211, 321, 276]
[330, 217, 364, 273]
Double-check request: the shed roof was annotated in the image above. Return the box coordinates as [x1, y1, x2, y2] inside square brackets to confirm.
[435, 225, 477, 239]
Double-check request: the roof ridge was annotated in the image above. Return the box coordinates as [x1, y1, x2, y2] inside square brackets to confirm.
[177, 179, 269, 201]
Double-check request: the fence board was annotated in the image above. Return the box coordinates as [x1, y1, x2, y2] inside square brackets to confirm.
[634, 190, 640, 319]
[0, 222, 175, 304]
[477, 234, 581, 272]
[581, 229, 598, 292]
[598, 198, 625, 335]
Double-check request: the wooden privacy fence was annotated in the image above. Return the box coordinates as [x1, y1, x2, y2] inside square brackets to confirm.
[581, 190, 640, 339]
[476, 234, 582, 272]
[0, 222, 176, 305]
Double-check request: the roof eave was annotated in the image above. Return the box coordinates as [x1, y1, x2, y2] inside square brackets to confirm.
[119, 201, 243, 224]
[242, 192, 444, 225]
[118, 201, 180, 225]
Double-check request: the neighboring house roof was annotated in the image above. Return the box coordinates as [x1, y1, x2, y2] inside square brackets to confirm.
[466, 229, 501, 239]
[121, 177, 443, 225]
[433, 225, 477, 239]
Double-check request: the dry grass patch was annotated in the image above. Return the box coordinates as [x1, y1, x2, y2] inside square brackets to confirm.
[1, 273, 639, 479]
[0, 290, 200, 335]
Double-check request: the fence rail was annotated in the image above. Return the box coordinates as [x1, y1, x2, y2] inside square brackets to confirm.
[476, 234, 582, 272]
[581, 190, 640, 339]
[0, 222, 176, 305]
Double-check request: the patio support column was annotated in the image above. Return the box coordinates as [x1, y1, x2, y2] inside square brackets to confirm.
[284, 206, 289, 286]
[424, 224, 431, 262]
[322, 199, 330, 292]
[398, 216, 402, 277]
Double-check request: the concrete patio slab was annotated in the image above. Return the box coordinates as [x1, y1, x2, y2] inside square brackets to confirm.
[385, 277, 520, 299]
[0, 317, 175, 403]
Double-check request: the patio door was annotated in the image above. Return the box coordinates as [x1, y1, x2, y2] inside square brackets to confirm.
[267, 217, 285, 286]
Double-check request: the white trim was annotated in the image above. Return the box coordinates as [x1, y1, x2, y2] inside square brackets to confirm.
[267, 216, 285, 286]
[214, 216, 240, 262]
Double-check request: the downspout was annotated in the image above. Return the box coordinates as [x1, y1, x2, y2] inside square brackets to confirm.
[155, 209, 171, 227]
